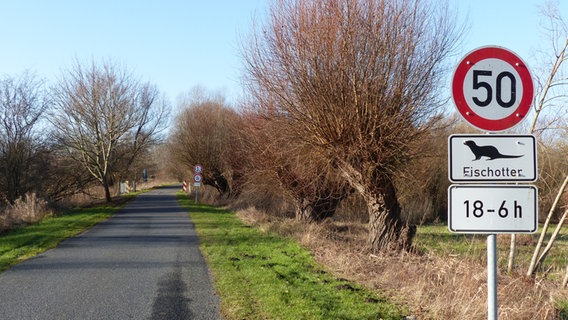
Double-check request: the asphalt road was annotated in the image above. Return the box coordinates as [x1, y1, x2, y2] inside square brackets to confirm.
[0, 185, 223, 320]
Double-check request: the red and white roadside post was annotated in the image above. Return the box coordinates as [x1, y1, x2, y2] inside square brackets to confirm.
[182, 180, 188, 193]
[449, 46, 537, 320]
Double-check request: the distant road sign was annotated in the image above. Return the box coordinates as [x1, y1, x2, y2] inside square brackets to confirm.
[452, 46, 534, 131]
[194, 174, 202, 183]
[449, 134, 537, 182]
[448, 184, 537, 234]
[194, 165, 203, 174]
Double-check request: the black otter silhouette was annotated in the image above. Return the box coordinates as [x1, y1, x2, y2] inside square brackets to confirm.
[463, 140, 523, 161]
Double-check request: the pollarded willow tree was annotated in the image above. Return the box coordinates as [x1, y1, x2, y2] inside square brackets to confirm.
[51, 60, 168, 202]
[243, 0, 461, 252]
[168, 93, 239, 196]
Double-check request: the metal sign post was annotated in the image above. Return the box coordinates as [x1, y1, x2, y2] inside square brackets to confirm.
[488, 234, 498, 320]
[193, 165, 203, 203]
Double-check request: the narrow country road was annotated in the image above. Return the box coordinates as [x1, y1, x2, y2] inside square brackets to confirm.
[0, 186, 223, 320]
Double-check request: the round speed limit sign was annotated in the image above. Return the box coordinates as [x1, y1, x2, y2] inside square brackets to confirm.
[452, 46, 534, 132]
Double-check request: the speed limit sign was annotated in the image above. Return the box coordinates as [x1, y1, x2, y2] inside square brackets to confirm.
[452, 46, 534, 132]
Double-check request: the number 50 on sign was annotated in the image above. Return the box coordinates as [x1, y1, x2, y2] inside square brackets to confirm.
[452, 46, 534, 132]
[448, 185, 537, 234]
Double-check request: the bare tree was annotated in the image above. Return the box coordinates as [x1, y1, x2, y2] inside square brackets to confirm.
[168, 93, 238, 196]
[243, 0, 460, 252]
[51, 60, 168, 202]
[0, 72, 49, 204]
[110, 83, 169, 188]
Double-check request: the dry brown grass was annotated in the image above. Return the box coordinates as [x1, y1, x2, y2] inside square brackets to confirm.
[236, 208, 568, 320]
[0, 193, 52, 232]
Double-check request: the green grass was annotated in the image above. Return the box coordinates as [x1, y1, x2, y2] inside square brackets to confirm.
[415, 223, 568, 268]
[178, 195, 407, 320]
[558, 300, 568, 320]
[0, 195, 136, 272]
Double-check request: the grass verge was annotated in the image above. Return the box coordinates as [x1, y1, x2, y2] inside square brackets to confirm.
[415, 223, 568, 317]
[177, 194, 407, 320]
[230, 207, 568, 319]
[415, 223, 568, 273]
[0, 194, 136, 272]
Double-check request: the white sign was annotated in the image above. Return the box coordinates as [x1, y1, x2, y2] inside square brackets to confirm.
[448, 185, 537, 234]
[194, 164, 203, 174]
[449, 134, 537, 182]
[193, 174, 202, 183]
[452, 46, 534, 132]
[194, 182, 201, 187]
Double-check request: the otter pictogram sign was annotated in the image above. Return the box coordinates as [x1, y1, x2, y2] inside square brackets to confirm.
[452, 46, 534, 132]
[448, 134, 537, 182]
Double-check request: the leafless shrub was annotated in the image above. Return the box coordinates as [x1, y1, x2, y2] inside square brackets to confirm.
[230, 181, 295, 219]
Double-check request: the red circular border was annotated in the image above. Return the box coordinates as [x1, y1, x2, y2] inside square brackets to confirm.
[452, 46, 533, 131]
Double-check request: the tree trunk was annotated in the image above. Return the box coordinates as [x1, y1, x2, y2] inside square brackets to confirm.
[364, 180, 415, 252]
[295, 197, 342, 222]
[296, 200, 316, 222]
[206, 172, 232, 197]
[338, 161, 415, 252]
[102, 176, 112, 203]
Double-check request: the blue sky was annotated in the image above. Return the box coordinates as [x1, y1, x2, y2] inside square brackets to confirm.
[0, 0, 565, 107]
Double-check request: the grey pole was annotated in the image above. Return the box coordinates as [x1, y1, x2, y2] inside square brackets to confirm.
[488, 234, 498, 320]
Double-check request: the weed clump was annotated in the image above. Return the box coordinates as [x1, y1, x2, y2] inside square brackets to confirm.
[0, 193, 52, 232]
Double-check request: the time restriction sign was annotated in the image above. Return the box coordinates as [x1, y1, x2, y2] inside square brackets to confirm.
[448, 184, 537, 234]
[452, 46, 534, 132]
